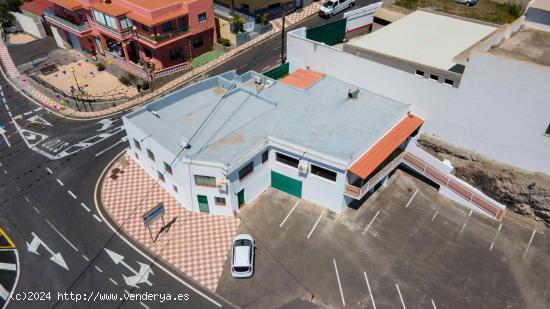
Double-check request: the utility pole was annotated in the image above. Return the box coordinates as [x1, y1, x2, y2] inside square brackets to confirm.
[281, 5, 287, 64]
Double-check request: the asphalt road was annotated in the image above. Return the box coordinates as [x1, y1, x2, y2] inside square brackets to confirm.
[0, 2, 377, 308]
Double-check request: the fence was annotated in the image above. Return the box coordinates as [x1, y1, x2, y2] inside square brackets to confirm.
[263, 62, 289, 79]
[306, 18, 347, 46]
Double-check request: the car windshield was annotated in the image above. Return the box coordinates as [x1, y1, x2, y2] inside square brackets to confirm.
[234, 239, 251, 246]
[234, 266, 250, 272]
[323, 1, 335, 8]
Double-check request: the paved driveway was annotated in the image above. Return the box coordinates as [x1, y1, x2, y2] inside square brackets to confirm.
[217, 170, 550, 308]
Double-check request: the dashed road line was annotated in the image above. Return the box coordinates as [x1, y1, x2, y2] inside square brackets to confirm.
[459, 210, 473, 235]
[33, 206, 40, 214]
[46, 167, 53, 174]
[56, 179, 64, 186]
[2, 169, 7, 175]
[124, 290, 130, 296]
[489, 223, 503, 251]
[93, 214, 102, 222]
[306, 211, 324, 239]
[431, 205, 442, 222]
[405, 189, 419, 208]
[333, 259, 346, 307]
[280, 201, 299, 228]
[67, 190, 77, 199]
[80, 202, 91, 212]
[45, 219, 78, 252]
[395, 284, 406, 309]
[109, 278, 118, 286]
[362, 210, 380, 236]
[140, 301, 149, 309]
[522, 229, 536, 259]
[431, 299, 437, 309]
[82, 255, 89, 262]
[24, 196, 30, 202]
[363, 271, 376, 309]
[94, 265, 103, 273]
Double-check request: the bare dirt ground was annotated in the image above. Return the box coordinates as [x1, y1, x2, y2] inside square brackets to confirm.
[417, 134, 550, 226]
[7, 33, 37, 44]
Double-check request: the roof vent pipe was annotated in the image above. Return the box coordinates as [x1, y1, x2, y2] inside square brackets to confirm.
[348, 87, 359, 99]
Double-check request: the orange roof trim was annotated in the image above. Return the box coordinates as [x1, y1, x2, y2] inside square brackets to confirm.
[128, 9, 188, 26]
[348, 114, 424, 179]
[91, 1, 131, 16]
[280, 68, 325, 90]
[50, 0, 82, 10]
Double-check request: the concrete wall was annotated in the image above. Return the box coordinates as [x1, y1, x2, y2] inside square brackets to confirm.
[287, 28, 550, 174]
[13, 12, 47, 38]
[50, 25, 69, 49]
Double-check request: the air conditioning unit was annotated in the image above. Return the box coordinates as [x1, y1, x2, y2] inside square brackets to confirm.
[217, 180, 227, 191]
[254, 75, 263, 85]
[298, 162, 309, 174]
[348, 87, 359, 99]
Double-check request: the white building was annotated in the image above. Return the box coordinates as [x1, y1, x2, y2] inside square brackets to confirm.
[122, 69, 425, 216]
[13, 0, 52, 39]
[287, 9, 550, 174]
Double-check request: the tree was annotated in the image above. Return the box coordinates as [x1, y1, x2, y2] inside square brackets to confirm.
[0, 0, 22, 25]
[232, 15, 244, 33]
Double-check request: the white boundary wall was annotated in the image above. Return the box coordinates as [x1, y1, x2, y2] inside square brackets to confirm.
[13, 12, 47, 39]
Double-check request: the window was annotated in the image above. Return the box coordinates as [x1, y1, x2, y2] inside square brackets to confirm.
[429, 74, 439, 81]
[141, 24, 150, 31]
[119, 17, 133, 29]
[177, 17, 186, 30]
[143, 47, 152, 58]
[215, 197, 226, 206]
[169, 47, 182, 60]
[311, 164, 337, 181]
[545, 123, 550, 136]
[164, 162, 172, 175]
[276, 153, 299, 168]
[191, 36, 203, 48]
[239, 162, 254, 181]
[261, 150, 268, 163]
[93, 10, 117, 29]
[133, 139, 141, 150]
[194, 175, 216, 187]
[173, 185, 178, 193]
[157, 171, 165, 182]
[444, 79, 454, 86]
[162, 21, 172, 32]
[147, 149, 155, 161]
[198, 12, 207, 23]
[415, 69, 424, 76]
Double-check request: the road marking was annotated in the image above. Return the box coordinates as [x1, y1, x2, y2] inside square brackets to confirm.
[522, 229, 536, 259]
[489, 223, 503, 251]
[0, 282, 9, 301]
[459, 210, 473, 235]
[333, 259, 346, 307]
[363, 271, 376, 309]
[124, 290, 130, 296]
[33, 206, 40, 214]
[307, 211, 324, 239]
[82, 255, 89, 262]
[0, 228, 16, 249]
[0, 262, 16, 271]
[431, 205, 442, 221]
[56, 179, 64, 186]
[262, 65, 271, 71]
[93, 214, 102, 222]
[67, 190, 77, 199]
[94, 140, 125, 157]
[15, 186, 21, 192]
[94, 265, 103, 273]
[362, 210, 380, 236]
[0, 162, 2, 166]
[280, 201, 299, 227]
[46, 167, 53, 174]
[109, 278, 118, 285]
[26, 232, 69, 270]
[45, 219, 78, 252]
[80, 203, 91, 212]
[395, 284, 406, 309]
[24, 196, 30, 202]
[8, 111, 12, 117]
[2, 169, 7, 175]
[140, 301, 149, 309]
[405, 189, 419, 208]
[431, 299, 437, 309]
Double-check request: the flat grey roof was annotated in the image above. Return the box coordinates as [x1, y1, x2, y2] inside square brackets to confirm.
[488, 27, 550, 68]
[124, 71, 410, 168]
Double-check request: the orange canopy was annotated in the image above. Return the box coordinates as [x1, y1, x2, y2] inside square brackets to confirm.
[348, 114, 424, 179]
[280, 68, 325, 90]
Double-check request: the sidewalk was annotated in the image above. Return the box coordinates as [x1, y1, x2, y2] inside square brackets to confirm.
[0, 2, 321, 119]
[100, 153, 240, 292]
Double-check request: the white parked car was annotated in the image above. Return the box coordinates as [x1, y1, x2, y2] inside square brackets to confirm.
[319, 0, 356, 17]
[454, 0, 477, 6]
[231, 234, 255, 278]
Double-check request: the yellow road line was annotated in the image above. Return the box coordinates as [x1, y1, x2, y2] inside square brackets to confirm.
[0, 227, 16, 249]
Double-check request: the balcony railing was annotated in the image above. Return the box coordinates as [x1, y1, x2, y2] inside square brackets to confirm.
[136, 26, 190, 44]
[44, 8, 91, 34]
[103, 50, 147, 77]
[88, 18, 133, 40]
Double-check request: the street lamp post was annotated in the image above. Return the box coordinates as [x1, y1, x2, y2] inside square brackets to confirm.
[69, 67, 85, 111]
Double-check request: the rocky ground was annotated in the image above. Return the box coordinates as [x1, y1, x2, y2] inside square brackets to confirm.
[417, 134, 550, 226]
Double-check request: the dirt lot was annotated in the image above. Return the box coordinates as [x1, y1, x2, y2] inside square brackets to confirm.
[216, 170, 550, 308]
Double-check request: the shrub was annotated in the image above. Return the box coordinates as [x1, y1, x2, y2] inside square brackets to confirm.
[233, 15, 244, 33]
[504, 2, 523, 18]
[259, 13, 270, 25]
[395, 0, 419, 9]
[218, 37, 231, 47]
[95, 63, 105, 71]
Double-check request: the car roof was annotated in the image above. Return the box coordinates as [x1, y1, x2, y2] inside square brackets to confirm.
[233, 246, 251, 267]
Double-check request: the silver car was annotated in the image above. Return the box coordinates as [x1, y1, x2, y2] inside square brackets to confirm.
[231, 234, 255, 278]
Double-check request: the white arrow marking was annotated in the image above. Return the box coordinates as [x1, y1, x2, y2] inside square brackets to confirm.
[28, 115, 53, 127]
[25, 232, 69, 270]
[105, 249, 154, 287]
[26, 134, 36, 141]
[97, 119, 115, 131]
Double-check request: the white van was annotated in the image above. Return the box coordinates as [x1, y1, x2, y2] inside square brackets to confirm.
[319, 0, 356, 17]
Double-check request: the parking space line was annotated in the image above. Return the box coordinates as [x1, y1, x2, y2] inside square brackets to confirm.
[333, 259, 346, 307]
[522, 229, 536, 259]
[489, 223, 503, 251]
[431, 299, 437, 309]
[405, 189, 419, 208]
[362, 210, 380, 236]
[363, 272, 376, 309]
[431, 205, 442, 221]
[459, 210, 473, 235]
[395, 284, 406, 309]
[45, 219, 78, 252]
[280, 201, 299, 227]
[306, 211, 324, 239]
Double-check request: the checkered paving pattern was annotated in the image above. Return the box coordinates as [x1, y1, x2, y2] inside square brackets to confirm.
[101, 153, 240, 291]
[0, 40, 20, 79]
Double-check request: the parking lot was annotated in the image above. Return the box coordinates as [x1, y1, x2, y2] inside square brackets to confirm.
[216, 169, 550, 308]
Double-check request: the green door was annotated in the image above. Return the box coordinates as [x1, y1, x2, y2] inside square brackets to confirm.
[237, 189, 245, 208]
[271, 171, 302, 198]
[197, 195, 209, 213]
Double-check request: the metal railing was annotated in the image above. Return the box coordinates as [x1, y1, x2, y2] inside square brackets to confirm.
[136, 26, 190, 44]
[88, 19, 132, 40]
[44, 8, 91, 34]
[104, 50, 147, 77]
[152, 62, 190, 79]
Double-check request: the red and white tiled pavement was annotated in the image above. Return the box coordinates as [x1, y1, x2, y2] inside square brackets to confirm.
[101, 153, 240, 292]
